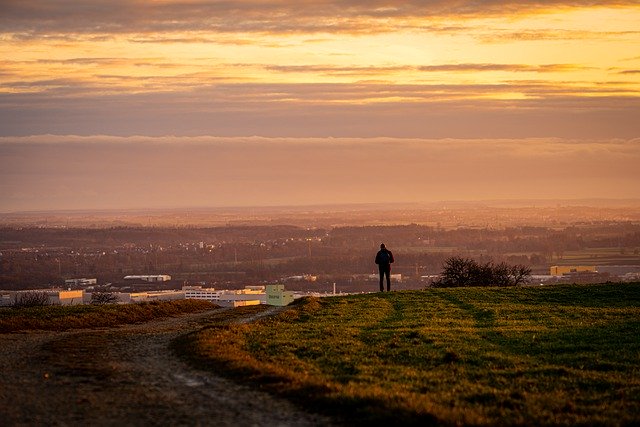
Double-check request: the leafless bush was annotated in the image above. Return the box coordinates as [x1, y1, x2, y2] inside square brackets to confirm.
[90, 291, 119, 305]
[13, 291, 51, 308]
[433, 256, 531, 287]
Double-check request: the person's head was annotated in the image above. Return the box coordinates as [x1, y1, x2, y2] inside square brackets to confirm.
[380, 243, 386, 249]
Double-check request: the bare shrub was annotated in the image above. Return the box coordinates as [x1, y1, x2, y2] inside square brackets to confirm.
[13, 291, 51, 308]
[434, 256, 531, 287]
[90, 291, 119, 305]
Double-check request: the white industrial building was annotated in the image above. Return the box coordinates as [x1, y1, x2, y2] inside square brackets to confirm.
[65, 278, 97, 287]
[184, 285, 265, 307]
[284, 275, 318, 282]
[184, 284, 296, 307]
[265, 284, 295, 306]
[123, 275, 172, 282]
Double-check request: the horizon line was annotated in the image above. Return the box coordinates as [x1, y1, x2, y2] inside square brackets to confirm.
[3, 197, 640, 216]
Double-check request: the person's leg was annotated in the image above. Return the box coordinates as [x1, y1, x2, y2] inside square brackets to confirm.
[385, 268, 391, 291]
[379, 268, 384, 292]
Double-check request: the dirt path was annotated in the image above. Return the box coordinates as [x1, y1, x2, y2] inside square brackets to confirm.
[0, 308, 336, 426]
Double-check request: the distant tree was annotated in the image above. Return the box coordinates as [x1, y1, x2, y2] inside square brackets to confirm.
[435, 256, 475, 287]
[13, 291, 51, 308]
[90, 291, 119, 305]
[510, 264, 532, 286]
[491, 262, 512, 287]
[433, 256, 531, 288]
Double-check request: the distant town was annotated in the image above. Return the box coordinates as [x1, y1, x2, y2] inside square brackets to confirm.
[1, 203, 639, 306]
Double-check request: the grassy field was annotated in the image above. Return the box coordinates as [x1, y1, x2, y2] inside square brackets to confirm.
[0, 299, 216, 333]
[182, 284, 640, 426]
[554, 247, 640, 266]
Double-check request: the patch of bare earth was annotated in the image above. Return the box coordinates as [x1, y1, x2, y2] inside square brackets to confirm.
[0, 307, 335, 426]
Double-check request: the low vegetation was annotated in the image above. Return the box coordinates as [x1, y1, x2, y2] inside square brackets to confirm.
[0, 299, 216, 333]
[11, 291, 51, 307]
[89, 291, 120, 305]
[434, 256, 531, 287]
[181, 283, 640, 426]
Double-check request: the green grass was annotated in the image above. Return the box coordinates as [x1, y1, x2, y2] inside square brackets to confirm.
[0, 299, 216, 333]
[182, 283, 640, 426]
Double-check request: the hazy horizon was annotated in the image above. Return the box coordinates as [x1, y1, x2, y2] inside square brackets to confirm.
[1, 2, 639, 212]
[3, 197, 640, 214]
[1, 135, 639, 211]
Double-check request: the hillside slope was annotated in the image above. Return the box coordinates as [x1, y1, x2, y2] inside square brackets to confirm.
[0, 306, 334, 426]
[184, 284, 640, 426]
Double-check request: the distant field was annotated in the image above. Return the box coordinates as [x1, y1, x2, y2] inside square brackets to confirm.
[555, 247, 640, 266]
[396, 246, 461, 254]
[0, 299, 216, 333]
[183, 284, 640, 426]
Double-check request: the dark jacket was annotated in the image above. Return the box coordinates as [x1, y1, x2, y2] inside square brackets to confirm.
[375, 249, 394, 268]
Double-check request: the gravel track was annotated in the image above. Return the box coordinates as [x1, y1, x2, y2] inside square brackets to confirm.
[0, 308, 335, 426]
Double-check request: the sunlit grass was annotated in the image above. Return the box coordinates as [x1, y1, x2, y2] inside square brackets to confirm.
[183, 283, 640, 426]
[0, 299, 216, 333]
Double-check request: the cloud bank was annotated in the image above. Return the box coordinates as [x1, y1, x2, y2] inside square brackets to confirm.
[1, 79, 639, 139]
[2, 1, 637, 35]
[1, 135, 638, 211]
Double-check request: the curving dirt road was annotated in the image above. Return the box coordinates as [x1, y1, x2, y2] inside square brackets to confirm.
[0, 308, 336, 426]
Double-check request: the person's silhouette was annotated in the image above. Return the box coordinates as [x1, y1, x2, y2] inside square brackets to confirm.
[375, 243, 394, 292]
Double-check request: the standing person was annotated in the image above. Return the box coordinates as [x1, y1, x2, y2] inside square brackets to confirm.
[375, 243, 395, 292]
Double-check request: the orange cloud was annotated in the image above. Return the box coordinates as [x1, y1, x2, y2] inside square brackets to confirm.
[264, 63, 587, 75]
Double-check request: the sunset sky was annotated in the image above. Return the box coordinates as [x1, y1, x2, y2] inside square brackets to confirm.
[1, 1, 639, 211]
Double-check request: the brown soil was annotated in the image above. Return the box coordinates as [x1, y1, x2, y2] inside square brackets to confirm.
[0, 308, 336, 426]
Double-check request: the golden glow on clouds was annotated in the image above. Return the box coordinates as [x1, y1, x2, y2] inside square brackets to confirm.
[2, 5, 639, 100]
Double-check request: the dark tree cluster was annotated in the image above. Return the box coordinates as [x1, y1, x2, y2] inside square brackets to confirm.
[433, 256, 531, 288]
